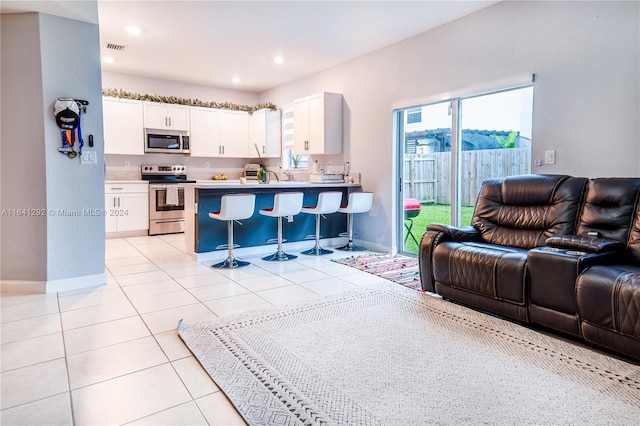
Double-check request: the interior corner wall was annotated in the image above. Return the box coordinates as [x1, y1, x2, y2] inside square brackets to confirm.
[259, 0, 640, 252]
[1, 11, 106, 291]
[1, 13, 48, 283]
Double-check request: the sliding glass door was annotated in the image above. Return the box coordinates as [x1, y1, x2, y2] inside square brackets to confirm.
[397, 85, 533, 254]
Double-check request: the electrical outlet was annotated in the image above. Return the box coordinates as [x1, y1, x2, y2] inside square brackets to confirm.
[205, 162, 210, 168]
[124, 160, 130, 167]
[544, 150, 556, 165]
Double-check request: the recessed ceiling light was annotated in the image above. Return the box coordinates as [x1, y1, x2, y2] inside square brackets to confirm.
[232, 77, 241, 84]
[274, 56, 285, 64]
[126, 26, 141, 35]
[102, 56, 114, 63]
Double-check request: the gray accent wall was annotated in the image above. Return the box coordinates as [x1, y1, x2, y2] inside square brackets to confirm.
[1, 11, 106, 291]
[259, 0, 640, 252]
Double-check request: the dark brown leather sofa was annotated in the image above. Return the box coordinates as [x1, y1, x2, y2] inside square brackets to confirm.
[419, 174, 640, 361]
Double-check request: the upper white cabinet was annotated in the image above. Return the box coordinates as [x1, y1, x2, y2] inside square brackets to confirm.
[219, 110, 249, 157]
[189, 107, 220, 157]
[249, 108, 281, 158]
[293, 92, 342, 155]
[103, 97, 144, 155]
[190, 108, 248, 157]
[143, 101, 190, 131]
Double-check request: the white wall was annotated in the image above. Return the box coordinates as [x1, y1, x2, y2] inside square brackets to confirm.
[1, 11, 106, 292]
[259, 0, 640, 252]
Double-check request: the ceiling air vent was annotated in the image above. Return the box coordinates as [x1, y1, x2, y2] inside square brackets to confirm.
[105, 43, 126, 51]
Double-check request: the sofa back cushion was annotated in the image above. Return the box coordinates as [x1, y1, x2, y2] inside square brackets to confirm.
[472, 174, 587, 249]
[576, 178, 640, 244]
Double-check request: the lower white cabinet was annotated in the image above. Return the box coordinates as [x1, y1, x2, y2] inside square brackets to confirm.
[105, 183, 149, 234]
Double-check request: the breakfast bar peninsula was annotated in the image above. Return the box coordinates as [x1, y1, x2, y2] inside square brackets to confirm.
[184, 181, 363, 261]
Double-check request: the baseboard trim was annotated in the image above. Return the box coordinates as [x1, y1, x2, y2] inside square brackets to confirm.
[46, 273, 108, 293]
[0, 280, 47, 294]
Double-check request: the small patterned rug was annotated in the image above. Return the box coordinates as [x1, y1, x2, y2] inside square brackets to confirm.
[333, 253, 422, 291]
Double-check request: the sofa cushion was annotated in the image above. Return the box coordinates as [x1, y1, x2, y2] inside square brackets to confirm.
[576, 265, 640, 359]
[576, 178, 640, 243]
[472, 175, 587, 249]
[432, 241, 528, 304]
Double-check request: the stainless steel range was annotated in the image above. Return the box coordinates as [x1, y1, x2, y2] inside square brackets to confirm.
[141, 164, 195, 235]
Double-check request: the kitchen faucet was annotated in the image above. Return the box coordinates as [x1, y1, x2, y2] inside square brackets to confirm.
[283, 170, 293, 181]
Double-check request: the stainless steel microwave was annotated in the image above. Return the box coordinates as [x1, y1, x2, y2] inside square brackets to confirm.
[145, 133, 190, 154]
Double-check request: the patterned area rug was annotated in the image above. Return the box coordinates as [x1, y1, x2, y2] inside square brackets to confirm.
[332, 253, 422, 291]
[178, 283, 640, 426]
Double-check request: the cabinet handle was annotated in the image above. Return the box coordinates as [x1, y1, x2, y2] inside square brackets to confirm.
[168, 116, 172, 127]
[263, 145, 265, 154]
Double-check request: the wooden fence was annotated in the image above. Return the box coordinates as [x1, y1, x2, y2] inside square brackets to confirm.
[403, 148, 531, 206]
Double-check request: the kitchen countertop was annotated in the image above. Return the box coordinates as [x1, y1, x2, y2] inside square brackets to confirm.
[187, 181, 359, 189]
[105, 180, 148, 184]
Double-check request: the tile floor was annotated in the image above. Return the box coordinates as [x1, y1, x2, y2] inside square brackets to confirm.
[1, 234, 390, 425]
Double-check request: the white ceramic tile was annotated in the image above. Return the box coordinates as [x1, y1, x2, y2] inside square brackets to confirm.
[171, 356, 219, 398]
[127, 401, 208, 425]
[109, 262, 161, 276]
[340, 271, 391, 286]
[106, 256, 153, 269]
[71, 364, 191, 425]
[161, 264, 217, 278]
[105, 245, 143, 261]
[122, 279, 184, 299]
[211, 264, 273, 281]
[187, 281, 251, 302]
[204, 293, 272, 317]
[236, 275, 294, 292]
[252, 258, 308, 274]
[299, 277, 358, 296]
[125, 236, 166, 245]
[0, 359, 69, 410]
[154, 330, 192, 361]
[64, 316, 151, 355]
[115, 270, 172, 287]
[0, 313, 61, 344]
[0, 297, 59, 323]
[57, 281, 114, 298]
[1, 333, 65, 372]
[105, 238, 133, 248]
[61, 299, 137, 330]
[128, 290, 200, 314]
[0, 292, 57, 308]
[195, 392, 247, 426]
[67, 336, 168, 389]
[275, 268, 333, 284]
[0, 392, 72, 426]
[174, 272, 231, 289]
[254, 285, 320, 306]
[292, 255, 336, 268]
[141, 303, 216, 335]
[58, 286, 127, 312]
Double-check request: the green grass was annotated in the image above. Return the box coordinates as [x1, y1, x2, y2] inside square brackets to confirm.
[403, 204, 475, 254]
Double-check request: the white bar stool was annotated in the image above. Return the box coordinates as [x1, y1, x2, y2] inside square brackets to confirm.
[336, 192, 374, 251]
[208, 193, 256, 269]
[301, 191, 343, 255]
[259, 192, 304, 261]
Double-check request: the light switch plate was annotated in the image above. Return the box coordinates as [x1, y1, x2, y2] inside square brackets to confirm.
[544, 150, 556, 165]
[81, 151, 97, 164]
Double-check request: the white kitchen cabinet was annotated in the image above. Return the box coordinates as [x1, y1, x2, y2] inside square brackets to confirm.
[249, 108, 281, 158]
[189, 107, 220, 157]
[143, 101, 190, 131]
[103, 97, 144, 155]
[189, 108, 248, 157]
[219, 110, 249, 157]
[293, 92, 343, 155]
[104, 183, 149, 235]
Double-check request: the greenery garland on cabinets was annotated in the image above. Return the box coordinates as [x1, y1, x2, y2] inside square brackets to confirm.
[102, 88, 277, 114]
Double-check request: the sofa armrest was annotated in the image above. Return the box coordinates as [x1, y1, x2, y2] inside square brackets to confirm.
[546, 235, 624, 254]
[426, 224, 482, 242]
[419, 225, 481, 293]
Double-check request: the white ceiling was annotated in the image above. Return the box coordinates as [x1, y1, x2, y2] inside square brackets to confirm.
[2, 1, 499, 93]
